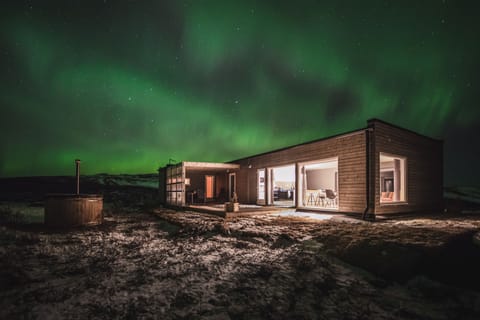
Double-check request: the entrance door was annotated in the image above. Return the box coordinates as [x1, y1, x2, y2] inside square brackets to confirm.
[228, 173, 236, 201]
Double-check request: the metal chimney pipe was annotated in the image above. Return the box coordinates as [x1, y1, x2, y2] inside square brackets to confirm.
[75, 159, 81, 195]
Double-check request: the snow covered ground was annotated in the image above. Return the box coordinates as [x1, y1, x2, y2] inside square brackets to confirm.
[271, 210, 335, 220]
[445, 186, 480, 206]
[1, 206, 480, 319]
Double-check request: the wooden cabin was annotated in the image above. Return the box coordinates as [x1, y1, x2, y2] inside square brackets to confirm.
[159, 119, 443, 218]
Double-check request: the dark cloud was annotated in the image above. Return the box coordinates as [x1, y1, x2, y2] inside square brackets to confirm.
[325, 87, 357, 121]
[443, 124, 480, 186]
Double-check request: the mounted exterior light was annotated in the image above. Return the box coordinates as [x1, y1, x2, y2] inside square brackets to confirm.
[185, 178, 191, 186]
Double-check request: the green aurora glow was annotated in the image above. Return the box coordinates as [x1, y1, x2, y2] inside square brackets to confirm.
[1, 0, 479, 185]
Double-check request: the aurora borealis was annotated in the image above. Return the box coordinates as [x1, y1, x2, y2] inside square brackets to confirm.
[1, 1, 479, 186]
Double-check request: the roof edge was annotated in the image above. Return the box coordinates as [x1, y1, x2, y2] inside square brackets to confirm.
[367, 118, 443, 142]
[228, 127, 367, 164]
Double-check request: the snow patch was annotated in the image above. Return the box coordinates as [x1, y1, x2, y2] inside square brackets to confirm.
[272, 210, 334, 220]
[444, 186, 480, 204]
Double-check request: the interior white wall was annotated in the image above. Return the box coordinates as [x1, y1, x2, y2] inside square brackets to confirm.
[306, 168, 336, 190]
[272, 165, 295, 182]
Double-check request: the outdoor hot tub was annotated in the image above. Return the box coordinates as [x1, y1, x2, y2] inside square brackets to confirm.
[44, 194, 103, 228]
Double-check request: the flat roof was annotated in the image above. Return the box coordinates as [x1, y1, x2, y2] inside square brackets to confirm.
[229, 127, 366, 163]
[160, 119, 442, 170]
[182, 161, 240, 172]
[229, 118, 442, 163]
[367, 118, 443, 142]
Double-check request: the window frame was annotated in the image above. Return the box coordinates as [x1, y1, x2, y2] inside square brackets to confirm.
[379, 152, 408, 205]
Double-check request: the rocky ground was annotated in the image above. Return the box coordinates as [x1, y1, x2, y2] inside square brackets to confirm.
[1, 205, 480, 319]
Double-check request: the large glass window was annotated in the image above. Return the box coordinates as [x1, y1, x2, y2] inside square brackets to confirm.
[166, 164, 184, 206]
[380, 153, 406, 203]
[298, 158, 338, 210]
[257, 169, 265, 201]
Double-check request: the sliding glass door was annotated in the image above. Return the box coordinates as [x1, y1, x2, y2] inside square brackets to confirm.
[269, 165, 295, 207]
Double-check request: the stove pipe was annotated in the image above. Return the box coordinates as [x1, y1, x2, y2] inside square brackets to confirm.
[75, 159, 81, 195]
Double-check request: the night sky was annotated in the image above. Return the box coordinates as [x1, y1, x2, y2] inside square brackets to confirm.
[1, 0, 479, 186]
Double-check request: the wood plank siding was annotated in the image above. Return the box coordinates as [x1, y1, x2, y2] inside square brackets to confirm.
[232, 130, 368, 213]
[369, 119, 443, 214]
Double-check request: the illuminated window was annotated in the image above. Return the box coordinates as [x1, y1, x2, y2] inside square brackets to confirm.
[380, 153, 406, 203]
[205, 175, 215, 199]
[298, 158, 338, 210]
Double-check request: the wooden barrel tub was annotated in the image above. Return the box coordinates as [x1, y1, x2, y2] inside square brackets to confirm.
[44, 194, 103, 227]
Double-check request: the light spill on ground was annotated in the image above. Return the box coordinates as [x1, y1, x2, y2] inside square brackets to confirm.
[1, 209, 480, 319]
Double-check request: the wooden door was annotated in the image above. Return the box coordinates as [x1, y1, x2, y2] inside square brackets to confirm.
[205, 175, 215, 200]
